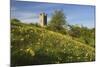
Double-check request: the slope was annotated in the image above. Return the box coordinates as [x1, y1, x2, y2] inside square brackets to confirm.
[11, 21, 95, 66]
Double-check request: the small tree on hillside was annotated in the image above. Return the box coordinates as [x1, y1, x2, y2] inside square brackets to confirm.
[47, 10, 68, 34]
[11, 19, 20, 23]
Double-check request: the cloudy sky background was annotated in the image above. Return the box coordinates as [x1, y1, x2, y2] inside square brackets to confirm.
[11, 0, 95, 28]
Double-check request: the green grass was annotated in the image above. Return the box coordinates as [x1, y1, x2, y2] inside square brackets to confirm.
[11, 21, 95, 66]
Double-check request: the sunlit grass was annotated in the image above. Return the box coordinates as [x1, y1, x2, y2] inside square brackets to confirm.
[11, 21, 95, 66]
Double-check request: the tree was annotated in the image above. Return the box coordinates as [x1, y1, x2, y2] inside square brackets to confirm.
[47, 10, 68, 34]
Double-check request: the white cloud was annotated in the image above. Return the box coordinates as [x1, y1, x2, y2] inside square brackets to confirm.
[11, 8, 39, 23]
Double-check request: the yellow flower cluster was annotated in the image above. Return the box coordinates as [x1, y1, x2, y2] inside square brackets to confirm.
[26, 48, 35, 56]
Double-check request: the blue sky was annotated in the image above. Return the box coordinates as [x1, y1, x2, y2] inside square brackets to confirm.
[11, 0, 95, 28]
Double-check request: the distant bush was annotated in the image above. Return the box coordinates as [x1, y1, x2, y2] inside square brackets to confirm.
[68, 25, 95, 48]
[11, 21, 95, 66]
[11, 19, 21, 23]
[30, 23, 41, 28]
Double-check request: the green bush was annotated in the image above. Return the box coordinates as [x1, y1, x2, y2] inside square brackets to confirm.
[68, 25, 95, 48]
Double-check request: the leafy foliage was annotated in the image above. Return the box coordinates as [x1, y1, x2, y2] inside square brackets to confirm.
[47, 10, 68, 34]
[11, 20, 95, 66]
[11, 19, 21, 23]
[68, 25, 95, 47]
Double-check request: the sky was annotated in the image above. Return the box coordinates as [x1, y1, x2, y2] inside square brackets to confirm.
[11, 0, 95, 28]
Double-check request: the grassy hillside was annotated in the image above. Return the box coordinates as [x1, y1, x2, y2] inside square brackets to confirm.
[11, 21, 95, 66]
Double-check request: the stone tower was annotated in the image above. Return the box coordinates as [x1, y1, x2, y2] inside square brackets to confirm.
[39, 13, 47, 27]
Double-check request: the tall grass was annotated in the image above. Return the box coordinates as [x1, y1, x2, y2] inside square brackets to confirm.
[11, 22, 95, 66]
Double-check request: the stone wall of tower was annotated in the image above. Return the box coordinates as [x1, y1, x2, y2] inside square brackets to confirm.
[39, 13, 47, 27]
